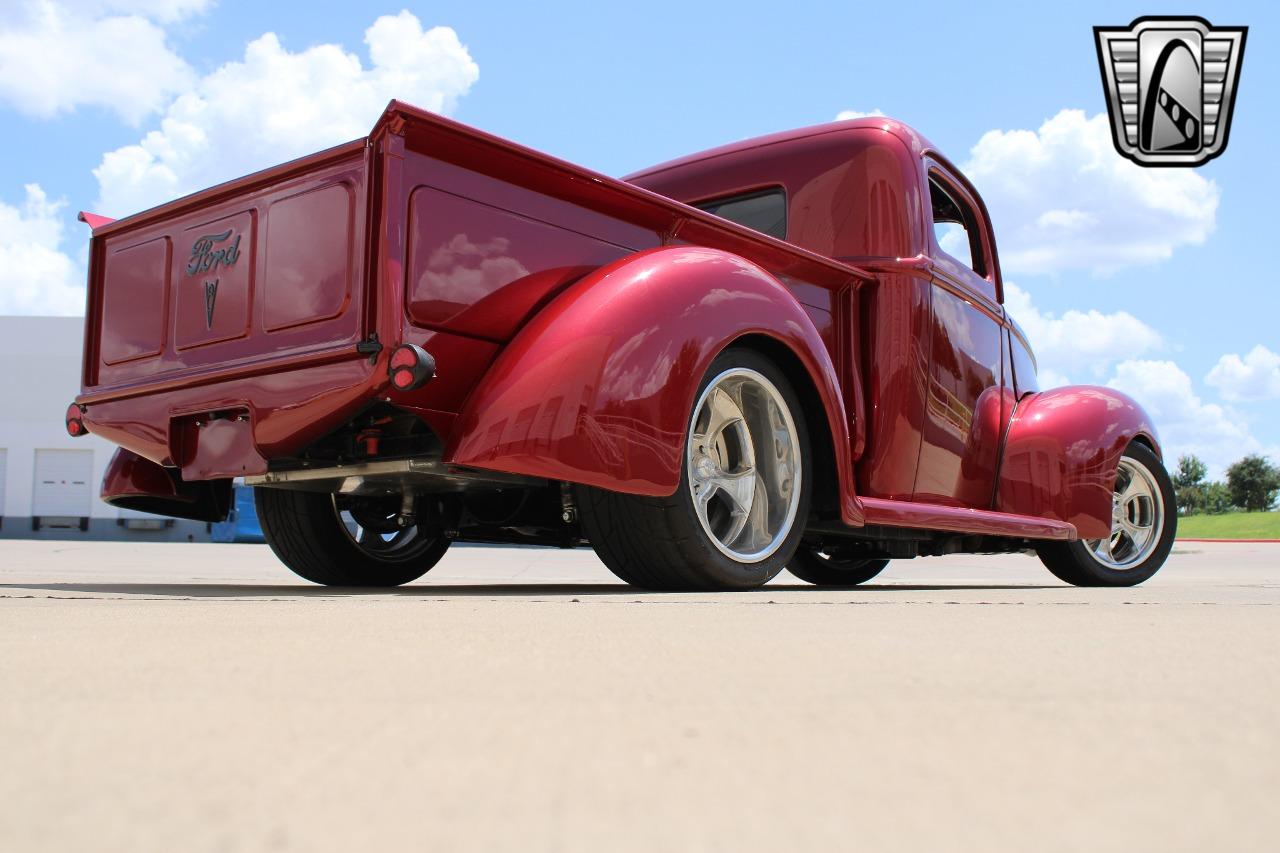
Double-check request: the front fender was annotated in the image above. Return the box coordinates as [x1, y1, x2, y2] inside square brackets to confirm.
[447, 246, 861, 523]
[996, 386, 1160, 539]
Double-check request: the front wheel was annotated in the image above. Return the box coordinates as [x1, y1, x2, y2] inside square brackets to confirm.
[1035, 442, 1176, 587]
[577, 348, 811, 591]
[256, 488, 451, 586]
[788, 548, 889, 586]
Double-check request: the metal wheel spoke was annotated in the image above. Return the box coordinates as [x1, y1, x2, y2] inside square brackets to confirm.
[1125, 514, 1151, 537]
[764, 426, 795, 487]
[703, 388, 744, 448]
[716, 469, 758, 513]
[694, 480, 717, 513]
[1117, 474, 1140, 505]
[742, 474, 771, 549]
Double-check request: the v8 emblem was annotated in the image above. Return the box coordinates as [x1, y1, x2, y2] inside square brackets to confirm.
[203, 278, 219, 329]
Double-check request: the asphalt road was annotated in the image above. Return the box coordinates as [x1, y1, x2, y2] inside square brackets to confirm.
[1, 539, 1277, 852]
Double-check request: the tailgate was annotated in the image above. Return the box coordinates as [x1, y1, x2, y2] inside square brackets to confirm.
[84, 141, 372, 394]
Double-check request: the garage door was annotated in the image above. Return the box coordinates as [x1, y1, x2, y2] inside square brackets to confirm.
[33, 449, 93, 518]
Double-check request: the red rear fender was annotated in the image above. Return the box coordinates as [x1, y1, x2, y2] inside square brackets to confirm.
[447, 246, 861, 524]
[101, 448, 232, 523]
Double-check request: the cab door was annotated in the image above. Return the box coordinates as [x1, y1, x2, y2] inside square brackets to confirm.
[912, 167, 1014, 508]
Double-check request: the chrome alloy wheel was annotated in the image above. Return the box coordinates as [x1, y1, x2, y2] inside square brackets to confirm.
[1085, 456, 1166, 569]
[686, 367, 802, 563]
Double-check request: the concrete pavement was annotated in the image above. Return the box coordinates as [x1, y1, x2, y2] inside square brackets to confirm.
[1, 540, 1277, 851]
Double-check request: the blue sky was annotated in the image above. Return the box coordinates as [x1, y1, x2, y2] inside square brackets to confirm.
[0, 0, 1275, 475]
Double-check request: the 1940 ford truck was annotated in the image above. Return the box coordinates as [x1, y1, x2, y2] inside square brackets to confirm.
[69, 101, 1177, 590]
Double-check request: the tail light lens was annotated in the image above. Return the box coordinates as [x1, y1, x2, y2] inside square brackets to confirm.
[66, 403, 87, 437]
[388, 344, 436, 392]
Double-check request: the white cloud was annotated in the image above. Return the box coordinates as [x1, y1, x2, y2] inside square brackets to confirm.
[1205, 345, 1280, 402]
[835, 108, 885, 121]
[0, 185, 84, 316]
[94, 11, 479, 217]
[1107, 360, 1261, 477]
[0, 0, 206, 124]
[58, 0, 212, 22]
[962, 109, 1218, 276]
[1003, 282, 1161, 386]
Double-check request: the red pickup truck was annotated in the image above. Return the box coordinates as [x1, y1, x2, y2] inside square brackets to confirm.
[71, 101, 1176, 590]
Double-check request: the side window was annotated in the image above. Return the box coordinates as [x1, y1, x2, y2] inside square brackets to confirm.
[1009, 330, 1040, 395]
[695, 188, 787, 240]
[929, 176, 986, 277]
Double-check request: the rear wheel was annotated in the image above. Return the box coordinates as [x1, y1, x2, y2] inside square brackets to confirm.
[256, 488, 451, 586]
[788, 547, 889, 586]
[577, 348, 811, 591]
[1036, 442, 1176, 587]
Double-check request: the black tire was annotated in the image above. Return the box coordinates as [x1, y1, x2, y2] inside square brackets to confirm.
[788, 548, 889, 586]
[577, 348, 812, 591]
[256, 488, 450, 586]
[1035, 441, 1177, 587]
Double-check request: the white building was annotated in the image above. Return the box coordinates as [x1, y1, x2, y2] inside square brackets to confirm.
[1, 316, 209, 541]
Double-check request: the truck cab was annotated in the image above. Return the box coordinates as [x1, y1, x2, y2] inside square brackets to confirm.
[628, 119, 1036, 511]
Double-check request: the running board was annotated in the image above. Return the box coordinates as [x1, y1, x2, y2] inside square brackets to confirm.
[858, 498, 1077, 541]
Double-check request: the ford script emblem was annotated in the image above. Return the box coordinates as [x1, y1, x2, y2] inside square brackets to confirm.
[187, 229, 241, 329]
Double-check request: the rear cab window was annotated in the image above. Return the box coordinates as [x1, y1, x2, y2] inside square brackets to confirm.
[694, 188, 787, 240]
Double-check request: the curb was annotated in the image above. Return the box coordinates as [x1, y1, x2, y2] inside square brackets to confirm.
[1177, 538, 1280, 543]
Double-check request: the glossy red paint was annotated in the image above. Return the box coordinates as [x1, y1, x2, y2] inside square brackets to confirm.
[77, 211, 115, 229]
[102, 448, 177, 501]
[75, 102, 1163, 544]
[446, 245, 865, 526]
[913, 278, 1009, 508]
[404, 185, 633, 340]
[860, 497, 1075, 540]
[83, 143, 369, 391]
[851, 268, 932, 500]
[82, 356, 379, 470]
[101, 448, 230, 522]
[630, 123, 924, 261]
[997, 386, 1158, 540]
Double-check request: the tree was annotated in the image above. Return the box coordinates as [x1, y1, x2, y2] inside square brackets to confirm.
[1226, 455, 1280, 512]
[1172, 454, 1208, 514]
[1173, 455, 1207, 489]
[1202, 481, 1234, 515]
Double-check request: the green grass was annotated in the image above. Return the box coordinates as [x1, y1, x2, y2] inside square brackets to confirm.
[1177, 511, 1280, 539]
